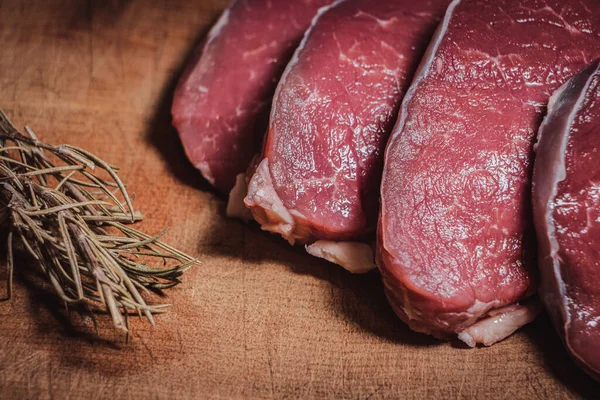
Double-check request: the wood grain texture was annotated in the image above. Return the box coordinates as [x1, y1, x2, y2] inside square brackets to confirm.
[0, 1, 597, 399]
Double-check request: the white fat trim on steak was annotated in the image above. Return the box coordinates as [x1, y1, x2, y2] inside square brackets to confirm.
[226, 173, 253, 221]
[306, 241, 376, 274]
[244, 159, 298, 244]
[195, 161, 216, 186]
[458, 301, 541, 347]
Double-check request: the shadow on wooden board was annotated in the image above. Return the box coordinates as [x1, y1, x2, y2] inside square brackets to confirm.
[67, 0, 134, 28]
[523, 313, 600, 398]
[1, 251, 189, 377]
[146, 8, 222, 198]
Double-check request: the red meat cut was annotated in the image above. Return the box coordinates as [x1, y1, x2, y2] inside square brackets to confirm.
[378, 0, 600, 345]
[532, 59, 600, 381]
[243, 0, 451, 272]
[172, 0, 336, 193]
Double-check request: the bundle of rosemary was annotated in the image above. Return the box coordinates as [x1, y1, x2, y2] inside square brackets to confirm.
[0, 110, 198, 334]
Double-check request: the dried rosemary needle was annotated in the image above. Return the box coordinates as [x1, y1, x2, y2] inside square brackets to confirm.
[0, 109, 198, 333]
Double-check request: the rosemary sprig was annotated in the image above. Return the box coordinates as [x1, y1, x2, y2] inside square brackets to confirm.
[0, 110, 199, 334]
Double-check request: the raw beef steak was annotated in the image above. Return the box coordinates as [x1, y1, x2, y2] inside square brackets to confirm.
[172, 0, 336, 193]
[533, 59, 600, 381]
[244, 0, 450, 272]
[378, 0, 600, 345]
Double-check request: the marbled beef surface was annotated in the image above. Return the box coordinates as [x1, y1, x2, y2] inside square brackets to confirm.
[533, 59, 600, 381]
[172, 0, 335, 193]
[379, 0, 600, 342]
[245, 0, 450, 244]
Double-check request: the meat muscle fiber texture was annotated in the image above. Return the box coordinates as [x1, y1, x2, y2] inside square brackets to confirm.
[243, 0, 451, 273]
[172, 0, 336, 193]
[532, 59, 600, 381]
[378, 0, 600, 346]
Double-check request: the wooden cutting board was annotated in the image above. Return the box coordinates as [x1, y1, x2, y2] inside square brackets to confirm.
[0, 1, 597, 398]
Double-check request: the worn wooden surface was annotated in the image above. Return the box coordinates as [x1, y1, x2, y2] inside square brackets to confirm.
[0, 1, 598, 399]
